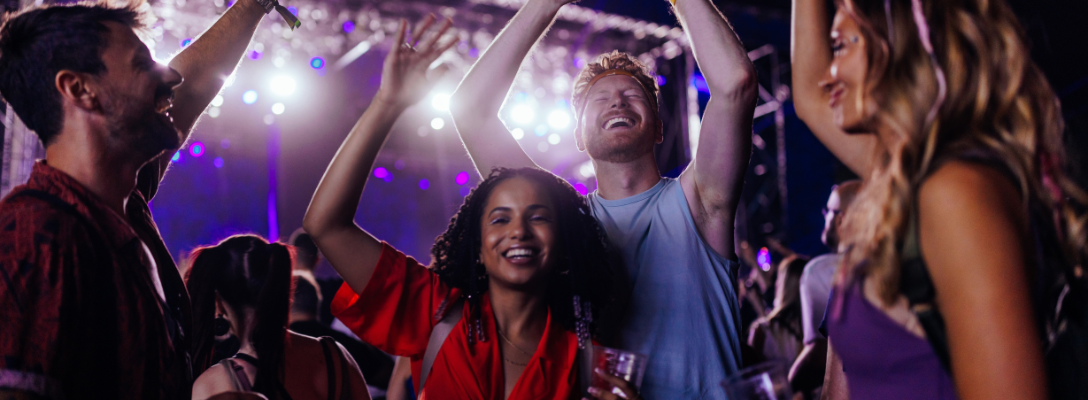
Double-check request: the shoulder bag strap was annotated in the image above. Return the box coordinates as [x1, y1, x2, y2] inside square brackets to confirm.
[319, 337, 338, 400]
[419, 297, 464, 393]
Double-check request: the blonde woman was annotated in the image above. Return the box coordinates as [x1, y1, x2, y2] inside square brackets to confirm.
[792, 0, 1087, 399]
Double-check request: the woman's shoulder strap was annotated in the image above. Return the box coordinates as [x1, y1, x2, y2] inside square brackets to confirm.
[217, 358, 253, 392]
[318, 336, 353, 400]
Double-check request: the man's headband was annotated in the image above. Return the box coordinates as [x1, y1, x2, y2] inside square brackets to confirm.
[578, 69, 658, 117]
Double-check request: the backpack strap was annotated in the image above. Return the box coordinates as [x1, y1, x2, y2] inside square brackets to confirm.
[419, 297, 464, 393]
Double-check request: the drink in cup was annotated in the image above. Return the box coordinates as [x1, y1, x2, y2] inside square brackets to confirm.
[590, 345, 649, 393]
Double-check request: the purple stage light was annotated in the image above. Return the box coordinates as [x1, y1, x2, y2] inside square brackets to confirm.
[310, 57, 325, 69]
[656, 75, 667, 86]
[287, 6, 298, 15]
[757, 247, 771, 271]
[342, 21, 355, 33]
[419, 179, 430, 190]
[248, 50, 262, 60]
[455, 171, 470, 185]
[373, 167, 389, 179]
[213, 157, 224, 168]
[573, 183, 588, 195]
[190, 142, 205, 157]
[181, 38, 193, 48]
[171, 151, 181, 162]
[221, 138, 230, 149]
[691, 74, 709, 94]
[382, 174, 393, 182]
[469, 48, 479, 58]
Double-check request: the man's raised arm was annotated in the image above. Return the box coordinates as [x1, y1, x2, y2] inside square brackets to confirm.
[673, 0, 758, 255]
[145, 0, 266, 186]
[449, 0, 572, 177]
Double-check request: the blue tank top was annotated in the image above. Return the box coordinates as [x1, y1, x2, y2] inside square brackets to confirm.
[588, 178, 741, 399]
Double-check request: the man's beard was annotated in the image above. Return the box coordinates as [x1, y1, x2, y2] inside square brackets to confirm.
[102, 90, 181, 162]
[583, 128, 656, 163]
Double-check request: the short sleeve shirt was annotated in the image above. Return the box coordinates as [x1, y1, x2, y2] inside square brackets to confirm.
[331, 242, 581, 400]
[800, 254, 839, 344]
[0, 161, 192, 399]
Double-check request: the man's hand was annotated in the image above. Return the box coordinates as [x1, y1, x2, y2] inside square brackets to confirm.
[584, 368, 643, 400]
[373, 15, 457, 111]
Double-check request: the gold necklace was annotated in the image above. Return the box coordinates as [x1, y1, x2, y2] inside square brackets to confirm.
[502, 357, 528, 367]
[496, 326, 535, 358]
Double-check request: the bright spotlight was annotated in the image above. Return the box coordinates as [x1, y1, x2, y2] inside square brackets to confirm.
[548, 133, 561, 145]
[270, 75, 296, 96]
[510, 128, 525, 140]
[579, 161, 595, 178]
[224, 74, 237, 87]
[242, 90, 258, 104]
[547, 110, 571, 129]
[431, 94, 451, 112]
[510, 104, 535, 125]
[211, 95, 224, 107]
[431, 117, 445, 130]
[271, 103, 285, 114]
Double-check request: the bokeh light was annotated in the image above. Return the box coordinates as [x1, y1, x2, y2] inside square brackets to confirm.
[373, 167, 389, 179]
[189, 142, 205, 157]
[431, 117, 445, 130]
[547, 110, 571, 129]
[510, 104, 535, 124]
[534, 125, 548, 136]
[579, 161, 595, 178]
[208, 108, 221, 118]
[547, 133, 561, 145]
[211, 95, 224, 107]
[181, 38, 193, 47]
[757, 247, 771, 271]
[213, 157, 224, 168]
[270, 76, 296, 96]
[511, 128, 525, 140]
[271, 103, 285, 115]
[573, 182, 588, 195]
[242, 90, 258, 104]
[537, 142, 548, 152]
[431, 94, 451, 112]
[418, 179, 430, 190]
[455, 171, 470, 185]
[221, 138, 230, 149]
[171, 151, 181, 162]
[310, 57, 325, 69]
[394, 159, 405, 170]
[342, 21, 355, 33]
[459, 187, 471, 197]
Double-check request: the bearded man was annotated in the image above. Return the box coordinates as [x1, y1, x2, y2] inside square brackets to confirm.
[0, 1, 270, 397]
[448, 0, 757, 397]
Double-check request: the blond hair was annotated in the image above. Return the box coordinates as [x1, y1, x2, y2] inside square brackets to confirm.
[571, 50, 660, 120]
[838, 0, 1088, 305]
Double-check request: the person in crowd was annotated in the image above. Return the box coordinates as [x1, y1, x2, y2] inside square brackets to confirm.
[788, 180, 860, 394]
[288, 228, 343, 325]
[748, 255, 810, 364]
[448, 0, 757, 395]
[792, 0, 1087, 398]
[187, 235, 370, 400]
[0, 1, 265, 397]
[289, 276, 395, 391]
[303, 16, 622, 400]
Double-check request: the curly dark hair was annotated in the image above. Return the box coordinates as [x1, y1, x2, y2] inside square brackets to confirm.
[430, 167, 622, 344]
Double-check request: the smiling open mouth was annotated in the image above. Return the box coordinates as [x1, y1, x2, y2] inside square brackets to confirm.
[502, 247, 539, 262]
[603, 117, 635, 129]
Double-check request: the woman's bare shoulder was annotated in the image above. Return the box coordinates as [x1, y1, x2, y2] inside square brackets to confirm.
[192, 362, 235, 400]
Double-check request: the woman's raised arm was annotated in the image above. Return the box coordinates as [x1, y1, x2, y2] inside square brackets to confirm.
[303, 16, 457, 294]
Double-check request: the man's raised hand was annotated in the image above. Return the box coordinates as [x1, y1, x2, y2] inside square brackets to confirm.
[374, 15, 458, 110]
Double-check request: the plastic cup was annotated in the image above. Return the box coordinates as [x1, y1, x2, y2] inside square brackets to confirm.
[590, 345, 649, 392]
[721, 361, 792, 400]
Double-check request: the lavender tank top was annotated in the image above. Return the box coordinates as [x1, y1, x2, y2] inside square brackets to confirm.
[827, 282, 958, 400]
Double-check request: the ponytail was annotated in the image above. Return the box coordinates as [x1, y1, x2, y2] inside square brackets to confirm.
[185, 246, 232, 374]
[251, 243, 294, 398]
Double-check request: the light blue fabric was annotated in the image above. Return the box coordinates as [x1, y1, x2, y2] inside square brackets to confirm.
[588, 178, 741, 400]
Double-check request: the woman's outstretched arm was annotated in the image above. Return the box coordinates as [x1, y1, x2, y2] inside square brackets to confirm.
[304, 16, 457, 294]
[791, 0, 877, 176]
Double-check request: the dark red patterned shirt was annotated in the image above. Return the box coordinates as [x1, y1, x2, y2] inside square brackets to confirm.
[0, 161, 192, 399]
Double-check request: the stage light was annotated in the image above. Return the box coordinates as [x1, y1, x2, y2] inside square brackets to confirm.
[757, 247, 771, 271]
[691, 74, 709, 94]
[579, 161, 595, 178]
[270, 76, 296, 95]
[537, 142, 549, 152]
[534, 125, 548, 136]
[263, 115, 275, 125]
[211, 95, 224, 107]
[431, 94, 451, 112]
[573, 182, 588, 195]
[243, 90, 258, 104]
[310, 57, 325, 69]
[548, 133, 561, 145]
[373, 167, 389, 179]
[190, 142, 205, 157]
[221, 139, 230, 149]
[171, 151, 181, 162]
[224, 74, 237, 87]
[455, 171, 470, 185]
[656, 75, 667, 86]
[511, 128, 525, 140]
[342, 21, 355, 33]
[248, 50, 262, 60]
[431, 118, 445, 130]
[419, 179, 430, 190]
[272, 103, 285, 115]
[394, 160, 405, 170]
[181, 38, 193, 48]
[460, 187, 471, 197]
[273, 57, 286, 68]
[287, 6, 298, 15]
[208, 107, 221, 118]
[511, 104, 535, 125]
[547, 110, 571, 129]
[214, 157, 224, 168]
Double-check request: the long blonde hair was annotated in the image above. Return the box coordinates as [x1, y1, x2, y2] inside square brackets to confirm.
[837, 0, 1088, 305]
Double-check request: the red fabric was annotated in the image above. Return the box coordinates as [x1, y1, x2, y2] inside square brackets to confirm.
[331, 242, 581, 400]
[0, 161, 191, 399]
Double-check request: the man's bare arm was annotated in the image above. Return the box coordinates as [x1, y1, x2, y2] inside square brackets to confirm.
[673, 0, 757, 257]
[150, 0, 266, 182]
[449, 0, 573, 177]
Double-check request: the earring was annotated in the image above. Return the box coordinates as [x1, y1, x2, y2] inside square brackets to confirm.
[214, 315, 230, 336]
